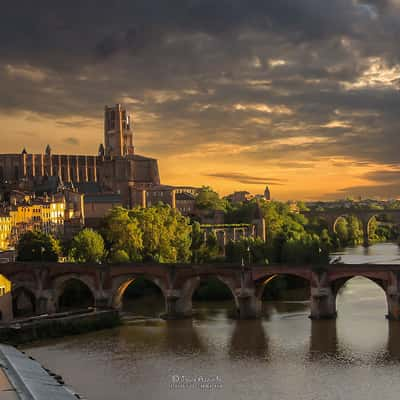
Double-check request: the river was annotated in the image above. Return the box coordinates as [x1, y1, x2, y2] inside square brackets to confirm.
[25, 243, 400, 400]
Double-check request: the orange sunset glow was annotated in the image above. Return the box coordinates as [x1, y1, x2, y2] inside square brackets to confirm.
[1, 1, 400, 200]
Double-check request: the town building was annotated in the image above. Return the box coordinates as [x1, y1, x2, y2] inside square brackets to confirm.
[0, 214, 11, 250]
[6, 193, 66, 245]
[225, 191, 254, 203]
[0, 189, 85, 249]
[264, 186, 271, 201]
[84, 192, 123, 228]
[226, 186, 271, 204]
[175, 192, 196, 216]
[0, 104, 160, 209]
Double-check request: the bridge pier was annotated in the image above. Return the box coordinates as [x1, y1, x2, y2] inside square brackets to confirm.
[385, 272, 400, 320]
[237, 291, 262, 319]
[386, 291, 400, 320]
[309, 287, 337, 320]
[361, 218, 370, 247]
[94, 296, 110, 310]
[162, 290, 193, 320]
[36, 291, 57, 315]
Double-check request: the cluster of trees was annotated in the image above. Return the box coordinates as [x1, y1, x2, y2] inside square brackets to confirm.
[17, 231, 62, 262]
[17, 204, 192, 264]
[100, 206, 191, 263]
[15, 186, 400, 265]
[225, 200, 331, 265]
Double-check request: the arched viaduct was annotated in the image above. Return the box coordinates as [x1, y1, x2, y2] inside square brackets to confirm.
[1, 262, 400, 323]
[303, 208, 400, 247]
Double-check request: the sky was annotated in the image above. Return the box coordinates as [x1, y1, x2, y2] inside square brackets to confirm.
[1, 0, 400, 200]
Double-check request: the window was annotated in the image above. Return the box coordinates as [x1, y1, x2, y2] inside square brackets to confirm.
[108, 110, 116, 130]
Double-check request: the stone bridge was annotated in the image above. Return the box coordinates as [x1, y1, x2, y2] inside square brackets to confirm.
[1, 262, 400, 322]
[303, 208, 400, 246]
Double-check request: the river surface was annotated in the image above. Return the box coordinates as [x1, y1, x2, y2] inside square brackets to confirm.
[25, 243, 400, 400]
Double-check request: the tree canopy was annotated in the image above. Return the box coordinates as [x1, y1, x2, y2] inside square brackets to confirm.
[195, 186, 227, 211]
[69, 228, 105, 263]
[129, 204, 192, 263]
[101, 207, 143, 262]
[101, 204, 192, 263]
[17, 231, 61, 262]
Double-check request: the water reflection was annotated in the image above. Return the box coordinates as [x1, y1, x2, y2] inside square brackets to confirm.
[229, 320, 269, 360]
[386, 322, 400, 361]
[331, 242, 400, 264]
[263, 301, 309, 320]
[193, 301, 237, 320]
[164, 319, 204, 355]
[309, 319, 338, 357]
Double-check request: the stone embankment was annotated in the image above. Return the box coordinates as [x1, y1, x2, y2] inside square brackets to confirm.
[0, 344, 84, 399]
[0, 309, 120, 345]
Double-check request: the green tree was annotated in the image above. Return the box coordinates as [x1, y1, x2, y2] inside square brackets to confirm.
[191, 221, 204, 263]
[69, 228, 105, 263]
[225, 200, 258, 223]
[110, 249, 130, 263]
[102, 207, 143, 262]
[195, 186, 227, 211]
[347, 215, 363, 245]
[297, 201, 309, 212]
[334, 217, 349, 246]
[129, 204, 192, 263]
[17, 231, 61, 262]
[196, 232, 220, 263]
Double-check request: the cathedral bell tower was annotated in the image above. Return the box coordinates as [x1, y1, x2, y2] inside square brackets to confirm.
[104, 104, 134, 157]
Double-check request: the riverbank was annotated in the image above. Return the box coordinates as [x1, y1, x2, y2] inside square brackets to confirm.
[0, 344, 80, 399]
[0, 309, 120, 346]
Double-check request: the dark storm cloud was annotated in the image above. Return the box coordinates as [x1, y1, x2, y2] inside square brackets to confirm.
[206, 172, 286, 185]
[1, 0, 400, 186]
[336, 183, 400, 198]
[323, 168, 400, 198]
[362, 169, 400, 183]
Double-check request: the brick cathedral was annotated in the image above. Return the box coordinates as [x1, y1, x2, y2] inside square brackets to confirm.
[0, 104, 161, 207]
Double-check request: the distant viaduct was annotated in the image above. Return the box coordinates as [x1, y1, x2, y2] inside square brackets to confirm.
[303, 208, 400, 247]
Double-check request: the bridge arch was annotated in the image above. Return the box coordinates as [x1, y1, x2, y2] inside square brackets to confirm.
[256, 272, 311, 300]
[363, 212, 400, 244]
[331, 275, 388, 317]
[12, 286, 37, 318]
[111, 274, 167, 310]
[332, 214, 370, 247]
[255, 273, 311, 301]
[188, 275, 238, 304]
[53, 275, 97, 311]
[174, 274, 240, 319]
[332, 213, 367, 234]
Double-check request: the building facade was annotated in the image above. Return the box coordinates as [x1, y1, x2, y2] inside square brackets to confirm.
[0, 189, 85, 249]
[0, 215, 11, 250]
[0, 104, 160, 208]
